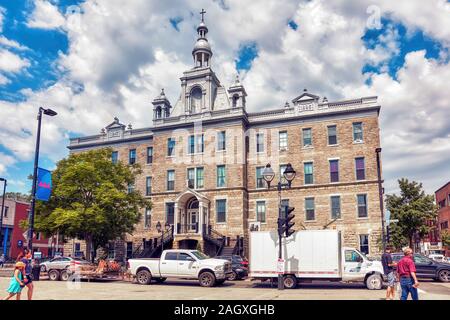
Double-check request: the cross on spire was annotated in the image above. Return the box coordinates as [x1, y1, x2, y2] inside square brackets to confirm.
[200, 8, 206, 22]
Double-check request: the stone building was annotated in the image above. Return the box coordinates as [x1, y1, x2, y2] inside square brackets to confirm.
[67, 12, 383, 260]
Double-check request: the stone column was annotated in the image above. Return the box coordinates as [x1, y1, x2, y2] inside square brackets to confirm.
[198, 202, 204, 235]
[174, 203, 179, 235]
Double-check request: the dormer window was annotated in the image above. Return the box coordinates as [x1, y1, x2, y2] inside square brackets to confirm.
[232, 94, 239, 107]
[190, 87, 202, 113]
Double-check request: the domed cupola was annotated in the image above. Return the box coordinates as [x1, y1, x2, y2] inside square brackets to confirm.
[192, 9, 212, 68]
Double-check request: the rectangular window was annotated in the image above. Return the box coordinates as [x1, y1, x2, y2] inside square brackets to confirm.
[196, 167, 204, 189]
[280, 164, 287, 184]
[359, 234, 369, 255]
[355, 157, 366, 180]
[256, 133, 264, 153]
[187, 168, 195, 188]
[146, 176, 152, 196]
[196, 134, 204, 153]
[353, 122, 363, 142]
[302, 128, 312, 147]
[167, 138, 175, 156]
[129, 149, 136, 165]
[331, 196, 341, 219]
[146, 147, 153, 164]
[127, 182, 135, 193]
[330, 160, 339, 183]
[256, 167, 265, 189]
[304, 162, 313, 185]
[3, 206, 8, 217]
[256, 201, 266, 223]
[111, 151, 118, 164]
[144, 208, 151, 229]
[166, 202, 175, 225]
[357, 194, 368, 218]
[217, 165, 226, 188]
[279, 131, 288, 150]
[305, 198, 315, 221]
[126, 242, 133, 259]
[328, 125, 337, 145]
[36, 232, 41, 240]
[75, 243, 81, 251]
[217, 131, 226, 151]
[188, 135, 195, 154]
[216, 199, 227, 223]
[167, 170, 175, 191]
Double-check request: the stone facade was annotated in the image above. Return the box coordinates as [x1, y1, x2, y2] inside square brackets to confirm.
[66, 13, 383, 260]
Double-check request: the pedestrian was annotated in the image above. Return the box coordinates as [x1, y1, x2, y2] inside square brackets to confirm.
[3, 261, 26, 300]
[381, 245, 397, 300]
[397, 247, 419, 300]
[0, 254, 5, 268]
[20, 248, 34, 300]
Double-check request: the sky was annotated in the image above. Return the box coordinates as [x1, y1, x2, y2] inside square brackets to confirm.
[0, 0, 449, 196]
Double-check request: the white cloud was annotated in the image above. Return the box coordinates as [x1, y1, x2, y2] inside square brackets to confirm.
[26, 0, 65, 30]
[0, 152, 16, 175]
[1, 0, 450, 194]
[0, 48, 30, 73]
[0, 73, 10, 85]
[0, 36, 29, 51]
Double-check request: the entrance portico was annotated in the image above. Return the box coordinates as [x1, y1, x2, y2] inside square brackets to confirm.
[174, 188, 210, 237]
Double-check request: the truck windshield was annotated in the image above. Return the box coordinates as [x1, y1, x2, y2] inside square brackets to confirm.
[356, 249, 371, 261]
[191, 251, 209, 260]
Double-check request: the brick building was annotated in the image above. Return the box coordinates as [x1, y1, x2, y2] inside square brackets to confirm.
[0, 197, 61, 259]
[436, 182, 450, 256]
[67, 13, 383, 259]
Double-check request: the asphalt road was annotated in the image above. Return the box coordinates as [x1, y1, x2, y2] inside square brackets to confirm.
[1, 277, 449, 300]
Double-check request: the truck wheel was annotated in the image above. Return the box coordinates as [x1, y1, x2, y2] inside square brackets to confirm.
[136, 270, 152, 285]
[366, 274, 382, 290]
[199, 271, 216, 287]
[154, 277, 167, 283]
[48, 270, 60, 281]
[60, 270, 70, 281]
[283, 275, 297, 289]
[438, 270, 450, 282]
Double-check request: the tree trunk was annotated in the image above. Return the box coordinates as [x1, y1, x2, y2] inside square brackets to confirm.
[85, 233, 92, 262]
[409, 235, 414, 252]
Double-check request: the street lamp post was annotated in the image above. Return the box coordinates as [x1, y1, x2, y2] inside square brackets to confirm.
[156, 221, 171, 253]
[28, 107, 57, 252]
[262, 163, 296, 290]
[0, 178, 7, 255]
[375, 147, 386, 252]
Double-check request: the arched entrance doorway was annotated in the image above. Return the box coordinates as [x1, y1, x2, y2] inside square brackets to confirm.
[185, 197, 199, 233]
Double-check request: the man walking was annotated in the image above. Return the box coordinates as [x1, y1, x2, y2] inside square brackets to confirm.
[397, 247, 419, 300]
[381, 245, 397, 300]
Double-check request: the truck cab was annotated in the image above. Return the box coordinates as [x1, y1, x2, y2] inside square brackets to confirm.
[342, 247, 384, 289]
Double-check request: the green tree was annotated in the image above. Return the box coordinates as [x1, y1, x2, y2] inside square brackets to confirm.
[34, 148, 150, 261]
[386, 178, 437, 251]
[441, 230, 450, 248]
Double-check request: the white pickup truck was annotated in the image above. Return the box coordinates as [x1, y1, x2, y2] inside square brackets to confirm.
[127, 249, 233, 287]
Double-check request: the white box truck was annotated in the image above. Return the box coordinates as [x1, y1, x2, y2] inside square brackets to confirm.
[249, 230, 385, 290]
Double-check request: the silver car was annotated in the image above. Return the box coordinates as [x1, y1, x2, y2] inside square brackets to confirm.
[40, 257, 91, 281]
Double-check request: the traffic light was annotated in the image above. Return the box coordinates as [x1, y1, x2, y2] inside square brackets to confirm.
[277, 206, 296, 237]
[284, 206, 295, 237]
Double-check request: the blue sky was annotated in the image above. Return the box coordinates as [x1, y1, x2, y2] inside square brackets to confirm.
[0, 0, 450, 196]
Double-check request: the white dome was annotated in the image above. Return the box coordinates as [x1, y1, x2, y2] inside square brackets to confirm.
[193, 39, 211, 52]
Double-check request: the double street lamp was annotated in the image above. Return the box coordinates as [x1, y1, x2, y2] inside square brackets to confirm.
[261, 163, 296, 290]
[0, 178, 7, 255]
[28, 107, 57, 252]
[156, 221, 171, 252]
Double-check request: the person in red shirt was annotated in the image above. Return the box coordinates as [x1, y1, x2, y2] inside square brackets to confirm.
[397, 247, 419, 300]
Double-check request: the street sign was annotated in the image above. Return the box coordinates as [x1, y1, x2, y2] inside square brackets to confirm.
[22, 231, 28, 240]
[17, 240, 23, 248]
[385, 210, 391, 225]
[389, 219, 399, 224]
[277, 258, 284, 274]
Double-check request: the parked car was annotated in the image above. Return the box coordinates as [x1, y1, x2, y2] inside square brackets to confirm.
[40, 256, 92, 281]
[392, 253, 450, 282]
[215, 255, 248, 280]
[428, 254, 445, 263]
[128, 249, 232, 287]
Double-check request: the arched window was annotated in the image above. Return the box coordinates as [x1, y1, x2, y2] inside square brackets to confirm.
[190, 87, 202, 113]
[232, 94, 239, 108]
[155, 106, 162, 119]
[187, 197, 199, 209]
